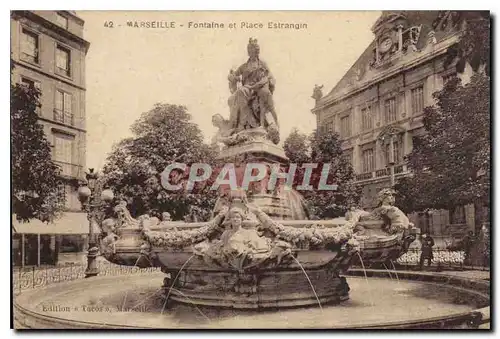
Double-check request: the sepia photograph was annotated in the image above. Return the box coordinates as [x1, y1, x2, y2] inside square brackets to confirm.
[10, 9, 491, 330]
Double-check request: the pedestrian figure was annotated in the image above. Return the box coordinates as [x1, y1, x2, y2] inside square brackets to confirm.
[419, 233, 435, 270]
[480, 225, 490, 270]
[462, 230, 475, 265]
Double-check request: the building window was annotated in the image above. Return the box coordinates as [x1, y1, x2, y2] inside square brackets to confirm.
[20, 28, 39, 64]
[340, 114, 351, 138]
[411, 86, 424, 114]
[56, 13, 68, 29]
[362, 148, 375, 173]
[55, 45, 71, 77]
[324, 117, 335, 133]
[53, 132, 74, 176]
[21, 77, 35, 88]
[54, 90, 73, 125]
[56, 184, 67, 207]
[361, 105, 373, 131]
[384, 97, 397, 123]
[383, 137, 403, 166]
[449, 206, 466, 224]
[342, 149, 354, 167]
[20, 77, 41, 90]
[57, 184, 77, 210]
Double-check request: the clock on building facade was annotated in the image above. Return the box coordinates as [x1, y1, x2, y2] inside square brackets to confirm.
[379, 37, 393, 54]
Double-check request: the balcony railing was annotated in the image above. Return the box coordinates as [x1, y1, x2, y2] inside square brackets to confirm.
[53, 109, 74, 126]
[355, 164, 409, 182]
[55, 161, 83, 179]
[395, 164, 405, 174]
[375, 168, 390, 177]
[356, 172, 374, 181]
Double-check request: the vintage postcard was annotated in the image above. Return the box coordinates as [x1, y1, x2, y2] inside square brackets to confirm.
[11, 10, 491, 329]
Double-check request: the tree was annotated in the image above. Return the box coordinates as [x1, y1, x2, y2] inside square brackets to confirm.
[283, 128, 309, 164]
[11, 67, 63, 222]
[283, 129, 362, 219]
[439, 11, 490, 75]
[102, 103, 218, 220]
[395, 73, 490, 232]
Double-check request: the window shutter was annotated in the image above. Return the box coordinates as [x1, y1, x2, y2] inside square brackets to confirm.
[55, 91, 63, 111]
[63, 93, 72, 113]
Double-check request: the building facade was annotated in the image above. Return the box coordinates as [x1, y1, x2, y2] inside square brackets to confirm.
[313, 11, 476, 245]
[11, 10, 90, 211]
[11, 11, 91, 266]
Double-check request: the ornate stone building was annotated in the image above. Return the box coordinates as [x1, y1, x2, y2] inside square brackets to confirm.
[313, 11, 476, 244]
[11, 11, 91, 266]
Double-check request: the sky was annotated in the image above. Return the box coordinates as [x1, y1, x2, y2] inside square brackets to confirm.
[78, 11, 381, 170]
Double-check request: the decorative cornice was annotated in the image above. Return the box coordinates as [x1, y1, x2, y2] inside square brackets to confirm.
[39, 116, 87, 133]
[371, 11, 408, 34]
[62, 11, 85, 26]
[11, 11, 90, 54]
[12, 60, 87, 91]
[312, 33, 460, 114]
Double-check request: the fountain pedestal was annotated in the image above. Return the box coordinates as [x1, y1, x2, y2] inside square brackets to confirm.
[159, 250, 353, 309]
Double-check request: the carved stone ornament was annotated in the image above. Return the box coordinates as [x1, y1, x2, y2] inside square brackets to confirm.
[311, 84, 324, 103]
[377, 124, 406, 142]
[427, 30, 437, 45]
[355, 66, 366, 81]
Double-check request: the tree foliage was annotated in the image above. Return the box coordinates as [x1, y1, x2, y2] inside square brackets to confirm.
[102, 103, 218, 220]
[283, 128, 310, 164]
[439, 11, 490, 75]
[395, 73, 490, 217]
[283, 129, 362, 218]
[11, 68, 63, 222]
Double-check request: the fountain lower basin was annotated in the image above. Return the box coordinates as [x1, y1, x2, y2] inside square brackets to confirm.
[13, 269, 490, 329]
[158, 249, 352, 309]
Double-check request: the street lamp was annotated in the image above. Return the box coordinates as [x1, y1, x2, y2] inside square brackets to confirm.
[388, 134, 396, 187]
[380, 133, 396, 188]
[78, 168, 114, 278]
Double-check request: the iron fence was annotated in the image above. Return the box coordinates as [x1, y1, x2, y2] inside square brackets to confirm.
[12, 261, 161, 294]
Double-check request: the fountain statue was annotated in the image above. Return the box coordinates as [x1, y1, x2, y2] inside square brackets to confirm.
[347, 188, 417, 267]
[212, 38, 280, 149]
[96, 38, 417, 309]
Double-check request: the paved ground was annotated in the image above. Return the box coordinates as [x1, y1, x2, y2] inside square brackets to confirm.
[437, 270, 490, 281]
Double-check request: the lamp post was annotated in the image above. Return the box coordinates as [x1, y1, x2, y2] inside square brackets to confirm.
[388, 134, 396, 187]
[77, 168, 114, 278]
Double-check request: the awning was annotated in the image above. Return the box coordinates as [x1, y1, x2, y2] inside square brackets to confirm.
[12, 212, 92, 235]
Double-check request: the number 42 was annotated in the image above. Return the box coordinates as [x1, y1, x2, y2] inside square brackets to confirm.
[104, 21, 114, 28]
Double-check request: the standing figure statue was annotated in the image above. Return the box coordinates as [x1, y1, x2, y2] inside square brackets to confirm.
[311, 84, 324, 104]
[229, 38, 278, 133]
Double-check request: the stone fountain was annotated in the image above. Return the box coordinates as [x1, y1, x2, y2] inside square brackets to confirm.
[96, 38, 417, 310]
[13, 38, 489, 330]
